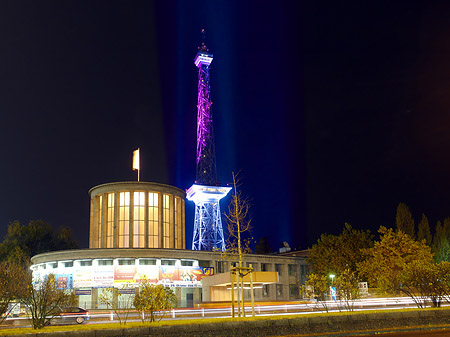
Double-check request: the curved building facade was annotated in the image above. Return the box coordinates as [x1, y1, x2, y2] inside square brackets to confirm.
[89, 182, 185, 249]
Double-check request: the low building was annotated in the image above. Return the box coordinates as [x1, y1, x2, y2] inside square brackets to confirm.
[30, 181, 307, 308]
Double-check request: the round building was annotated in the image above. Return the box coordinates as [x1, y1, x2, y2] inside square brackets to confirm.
[89, 182, 185, 249]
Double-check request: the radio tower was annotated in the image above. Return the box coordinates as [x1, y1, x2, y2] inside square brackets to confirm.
[187, 30, 231, 251]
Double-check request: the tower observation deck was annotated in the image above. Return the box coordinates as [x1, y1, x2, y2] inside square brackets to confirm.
[187, 30, 231, 251]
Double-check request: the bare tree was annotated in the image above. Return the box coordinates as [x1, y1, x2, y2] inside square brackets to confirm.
[223, 172, 254, 317]
[99, 284, 135, 325]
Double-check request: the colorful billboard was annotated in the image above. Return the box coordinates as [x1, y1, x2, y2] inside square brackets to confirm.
[36, 264, 214, 289]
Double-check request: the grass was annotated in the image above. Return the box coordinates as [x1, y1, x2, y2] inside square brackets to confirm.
[2, 307, 450, 336]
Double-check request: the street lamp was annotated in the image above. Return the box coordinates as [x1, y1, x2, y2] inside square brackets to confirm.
[329, 274, 335, 284]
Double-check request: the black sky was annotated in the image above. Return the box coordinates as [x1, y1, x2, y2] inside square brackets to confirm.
[1, 1, 450, 251]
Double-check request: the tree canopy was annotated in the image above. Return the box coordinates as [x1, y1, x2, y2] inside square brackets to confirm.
[358, 226, 434, 293]
[0, 220, 78, 262]
[395, 202, 415, 239]
[308, 223, 373, 278]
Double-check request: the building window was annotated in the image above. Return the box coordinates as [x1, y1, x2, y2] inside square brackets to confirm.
[181, 260, 194, 267]
[133, 192, 145, 248]
[119, 192, 130, 248]
[79, 260, 92, 267]
[263, 285, 270, 297]
[161, 259, 175, 266]
[216, 261, 226, 273]
[96, 195, 103, 248]
[148, 192, 159, 248]
[275, 264, 282, 274]
[64, 261, 73, 268]
[277, 284, 283, 298]
[49, 262, 57, 269]
[107, 193, 115, 248]
[174, 197, 182, 249]
[288, 264, 297, 276]
[98, 259, 113, 266]
[289, 284, 297, 299]
[139, 259, 156, 266]
[118, 259, 135, 266]
[261, 263, 270, 271]
[163, 194, 171, 248]
[198, 260, 211, 268]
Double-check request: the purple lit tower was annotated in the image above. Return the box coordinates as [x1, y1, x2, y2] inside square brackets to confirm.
[187, 30, 231, 251]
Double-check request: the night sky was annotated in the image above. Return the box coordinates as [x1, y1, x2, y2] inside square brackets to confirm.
[1, 1, 450, 252]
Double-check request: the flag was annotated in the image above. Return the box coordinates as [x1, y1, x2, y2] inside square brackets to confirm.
[133, 148, 140, 171]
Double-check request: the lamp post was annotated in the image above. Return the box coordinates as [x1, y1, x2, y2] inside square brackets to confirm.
[329, 274, 336, 302]
[329, 274, 335, 284]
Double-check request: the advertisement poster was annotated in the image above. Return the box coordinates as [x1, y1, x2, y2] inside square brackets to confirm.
[159, 266, 214, 287]
[73, 268, 93, 288]
[93, 269, 114, 287]
[135, 265, 159, 283]
[55, 274, 74, 289]
[113, 265, 137, 284]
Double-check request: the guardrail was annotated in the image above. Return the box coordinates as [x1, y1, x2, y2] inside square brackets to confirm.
[2, 297, 434, 326]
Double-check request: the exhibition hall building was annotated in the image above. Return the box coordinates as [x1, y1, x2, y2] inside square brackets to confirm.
[30, 181, 307, 309]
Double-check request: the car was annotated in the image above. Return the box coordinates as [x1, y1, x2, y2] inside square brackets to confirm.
[59, 307, 89, 324]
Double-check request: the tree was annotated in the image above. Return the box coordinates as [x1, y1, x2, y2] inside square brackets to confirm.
[0, 261, 29, 323]
[336, 268, 360, 311]
[400, 260, 450, 308]
[417, 213, 432, 246]
[0, 220, 78, 262]
[395, 202, 415, 239]
[134, 283, 177, 322]
[223, 171, 254, 318]
[303, 273, 331, 311]
[255, 237, 272, 254]
[98, 285, 135, 325]
[358, 226, 434, 294]
[432, 219, 450, 262]
[308, 223, 373, 278]
[21, 274, 76, 329]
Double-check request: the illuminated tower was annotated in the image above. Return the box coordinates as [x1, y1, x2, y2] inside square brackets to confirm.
[187, 30, 231, 251]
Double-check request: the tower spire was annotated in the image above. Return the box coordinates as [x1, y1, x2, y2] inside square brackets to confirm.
[194, 29, 216, 186]
[187, 30, 231, 251]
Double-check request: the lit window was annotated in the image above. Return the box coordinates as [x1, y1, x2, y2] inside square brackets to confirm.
[133, 192, 145, 248]
[148, 192, 159, 248]
[96, 195, 103, 248]
[175, 197, 182, 249]
[107, 193, 115, 248]
[163, 194, 171, 248]
[119, 192, 130, 248]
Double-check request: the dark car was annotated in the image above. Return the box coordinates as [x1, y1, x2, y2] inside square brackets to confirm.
[59, 307, 89, 324]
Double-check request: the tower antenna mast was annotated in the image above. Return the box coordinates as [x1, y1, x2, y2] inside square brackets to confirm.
[187, 29, 231, 251]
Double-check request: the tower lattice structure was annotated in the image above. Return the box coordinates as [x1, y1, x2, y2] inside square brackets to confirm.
[187, 31, 231, 251]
